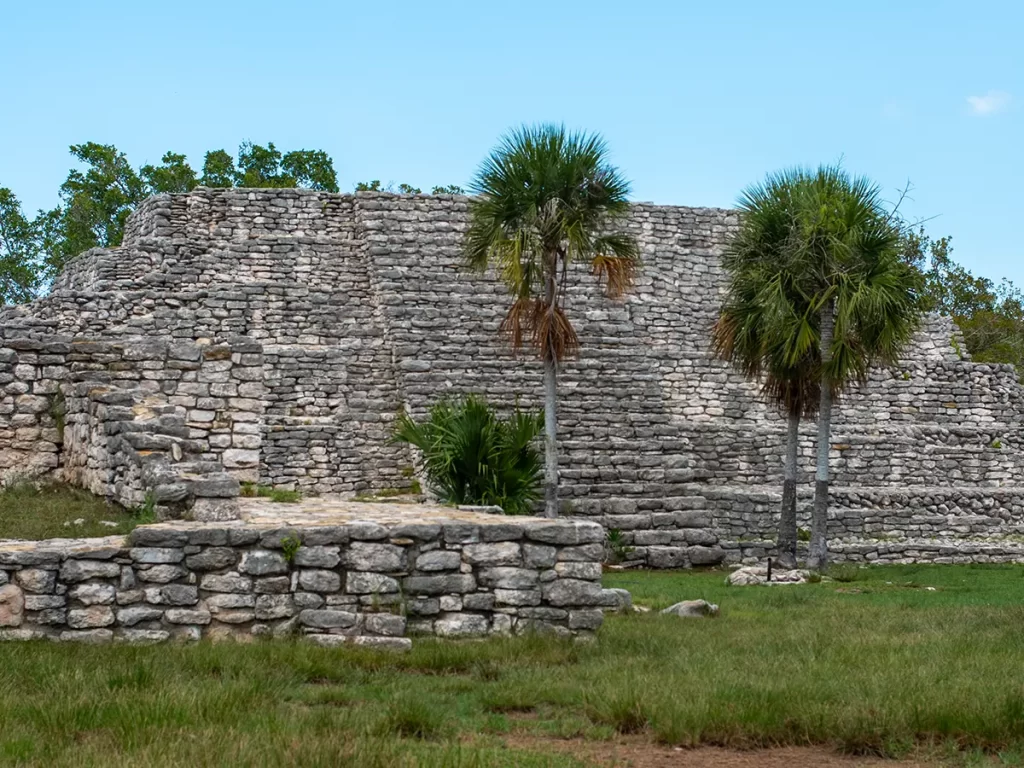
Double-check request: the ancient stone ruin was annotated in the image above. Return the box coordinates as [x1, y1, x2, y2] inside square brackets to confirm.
[0, 503, 615, 644]
[3, 188, 1024, 571]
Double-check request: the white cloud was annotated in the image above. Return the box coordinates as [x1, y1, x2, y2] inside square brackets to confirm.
[967, 90, 1011, 116]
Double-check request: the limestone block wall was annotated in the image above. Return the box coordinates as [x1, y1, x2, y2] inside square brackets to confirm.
[0, 332, 66, 480]
[3, 187, 1024, 566]
[0, 514, 609, 644]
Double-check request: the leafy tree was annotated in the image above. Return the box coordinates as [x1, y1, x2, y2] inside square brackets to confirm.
[140, 152, 199, 194]
[355, 180, 421, 193]
[235, 141, 294, 188]
[281, 150, 339, 192]
[393, 395, 543, 514]
[200, 150, 237, 188]
[0, 188, 41, 305]
[37, 142, 341, 276]
[465, 125, 640, 517]
[51, 143, 148, 270]
[717, 167, 922, 568]
[355, 181, 463, 195]
[902, 228, 1024, 370]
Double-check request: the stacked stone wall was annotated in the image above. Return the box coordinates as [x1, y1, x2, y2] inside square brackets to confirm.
[0, 514, 608, 644]
[3, 188, 1024, 565]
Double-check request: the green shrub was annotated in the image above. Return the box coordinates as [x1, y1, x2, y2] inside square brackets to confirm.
[392, 395, 543, 515]
[240, 483, 301, 503]
[605, 528, 635, 564]
[281, 536, 301, 565]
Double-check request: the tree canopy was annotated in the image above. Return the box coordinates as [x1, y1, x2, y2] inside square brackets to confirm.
[0, 141, 465, 305]
[902, 229, 1024, 369]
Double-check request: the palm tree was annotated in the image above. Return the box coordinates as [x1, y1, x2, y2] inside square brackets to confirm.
[712, 174, 821, 567]
[465, 125, 640, 517]
[790, 168, 921, 569]
[715, 167, 922, 569]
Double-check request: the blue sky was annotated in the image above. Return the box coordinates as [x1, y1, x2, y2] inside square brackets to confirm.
[2, 1, 1020, 282]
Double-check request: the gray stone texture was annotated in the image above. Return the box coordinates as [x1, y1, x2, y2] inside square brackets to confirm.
[0, 514, 606, 644]
[1, 188, 1023, 567]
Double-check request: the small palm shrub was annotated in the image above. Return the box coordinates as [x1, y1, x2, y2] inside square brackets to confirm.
[392, 395, 543, 515]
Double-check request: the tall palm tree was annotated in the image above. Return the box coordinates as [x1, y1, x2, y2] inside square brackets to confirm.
[715, 167, 922, 569]
[465, 125, 640, 517]
[712, 174, 821, 567]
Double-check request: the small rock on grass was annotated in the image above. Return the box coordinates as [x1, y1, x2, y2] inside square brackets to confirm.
[727, 566, 809, 586]
[660, 599, 719, 618]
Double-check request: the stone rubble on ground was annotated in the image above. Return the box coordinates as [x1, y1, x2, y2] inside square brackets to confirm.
[726, 566, 810, 586]
[660, 599, 719, 618]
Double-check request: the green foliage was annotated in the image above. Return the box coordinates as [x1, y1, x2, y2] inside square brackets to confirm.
[355, 180, 461, 195]
[47, 390, 67, 443]
[827, 563, 867, 583]
[140, 152, 199, 194]
[133, 491, 157, 525]
[280, 149, 339, 192]
[353, 181, 462, 194]
[200, 149, 237, 188]
[465, 124, 640, 364]
[46, 142, 148, 273]
[797, 527, 811, 542]
[3, 566, 1024, 764]
[29, 141, 340, 278]
[605, 528, 635, 564]
[0, 187, 42, 305]
[0, 481, 142, 539]
[902, 227, 1024, 372]
[376, 693, 451, 740]
[280, 536, 301, 565]
[392, 395, 543, 514]
[239, 483, 301, 503]
[716, 165, 922, 410]
[992, 439, 1004, 450]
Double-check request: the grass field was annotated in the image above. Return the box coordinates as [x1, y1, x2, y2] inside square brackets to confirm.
[0, 481, 147, 540]
[2, 564, 1024, 766]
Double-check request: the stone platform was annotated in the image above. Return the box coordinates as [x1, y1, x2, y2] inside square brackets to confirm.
[0, 500, 618, 646]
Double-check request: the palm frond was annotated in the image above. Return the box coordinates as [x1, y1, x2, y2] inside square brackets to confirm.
[465, 124, 638, 361]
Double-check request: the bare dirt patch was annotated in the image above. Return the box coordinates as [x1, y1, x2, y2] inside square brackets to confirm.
[506, 734, 951, 767]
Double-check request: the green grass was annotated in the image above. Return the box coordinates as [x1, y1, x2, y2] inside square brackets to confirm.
[0, 481, 146, 540]
[239, 483, 302, 503]
[3, 565, 1024, 765]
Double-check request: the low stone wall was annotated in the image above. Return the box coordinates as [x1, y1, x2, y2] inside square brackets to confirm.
[0, 502, 612, 646]
[706, 484, 1024, 565]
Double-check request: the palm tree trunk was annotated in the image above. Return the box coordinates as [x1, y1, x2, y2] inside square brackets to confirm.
[543, 354, 559, 518]
[543, 256, 559, 518]
[776, 409, 800, 568]
[809, 300, 835, 570]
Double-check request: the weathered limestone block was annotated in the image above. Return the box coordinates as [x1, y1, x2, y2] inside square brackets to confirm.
[462, 542, 522, 566]
[239, 550, 288, 576]
[413, 550, 461, 572]
[60, 560, 120, 582]
[346, 572, 400, 594]
[67, 606, 115, 628]
[434, 613, 489, 637]
[297, 570, 341, 593]
[15, 569, 56, 594]
[292, 546, 341, 569]
[0, 584, 25, 627]
[343, 542, 405, 572]
[541, 579, 604, 607]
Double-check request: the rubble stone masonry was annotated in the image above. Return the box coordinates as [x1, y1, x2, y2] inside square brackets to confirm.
[3, 189, 1024, 566]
